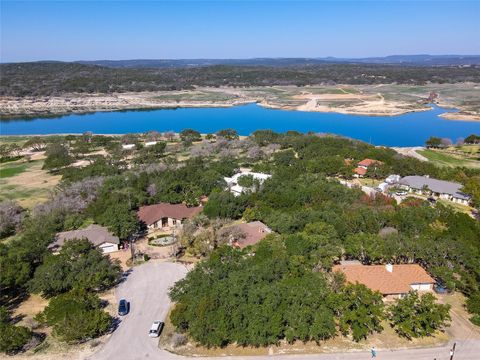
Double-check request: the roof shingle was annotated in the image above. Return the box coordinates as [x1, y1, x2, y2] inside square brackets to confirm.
[333, 263, 435, 295]
[137, 203, 202, 225]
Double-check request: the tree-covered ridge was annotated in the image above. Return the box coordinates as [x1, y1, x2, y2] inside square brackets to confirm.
[1, 62, 480, 96]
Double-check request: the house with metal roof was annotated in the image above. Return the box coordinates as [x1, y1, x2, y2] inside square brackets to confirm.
[399, 175, 471, 205]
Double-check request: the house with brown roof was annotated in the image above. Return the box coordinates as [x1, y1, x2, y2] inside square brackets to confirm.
[353, 158, 384, 178]
[50, 224, 120, 254]
[137, 203, 202, 232]
[333, 262, 435, 301]
[229, 221, 272, 249]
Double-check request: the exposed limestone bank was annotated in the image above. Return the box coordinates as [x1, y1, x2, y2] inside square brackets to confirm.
[439, 112, 480, 122]
[1, 87, 478, 120]
[0, 93, 257, 118]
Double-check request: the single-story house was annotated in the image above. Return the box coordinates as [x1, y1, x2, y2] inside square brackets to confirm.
[229, 221, 272, 249]
[224, 171, 272, 196]
[385, 174, 401, 184]
[145, 141, 158, 147]
[399, 175, 471, 205]
[122, 144, 135, 150]
[333, 262, 435, 301]
[353, 159, 384, 177]
[50, 224, 120, 254]
[137, 203, 202, 231]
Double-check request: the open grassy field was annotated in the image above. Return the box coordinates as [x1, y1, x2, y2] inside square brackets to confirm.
[417, 149, 480, 169]
[0, 159, 61, 208]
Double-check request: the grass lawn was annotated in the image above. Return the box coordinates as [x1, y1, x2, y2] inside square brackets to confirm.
[357, 178, 383, 187]
[418, 149, 480, 169]
[0, 159, 61, 208]
[437, 199, 474, 216]
[0, 162, 29, 178]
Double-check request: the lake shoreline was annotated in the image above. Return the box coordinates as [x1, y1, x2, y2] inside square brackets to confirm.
[1, 85, 479, 121]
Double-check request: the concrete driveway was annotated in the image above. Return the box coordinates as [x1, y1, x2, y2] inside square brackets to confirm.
[89, 261, 189, 360]
[90, 261, 480, 360]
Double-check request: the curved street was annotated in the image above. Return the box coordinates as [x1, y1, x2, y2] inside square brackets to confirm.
[90, 262, 480, 360]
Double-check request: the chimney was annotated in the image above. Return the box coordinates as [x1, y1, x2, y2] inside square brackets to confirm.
[386, 264, 393, 273]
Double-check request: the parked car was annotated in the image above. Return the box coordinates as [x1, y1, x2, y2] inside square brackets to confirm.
[118, 299, 130, 316]
[149, 321, 164, 337]
[427, 197, 436, 204]
[395, 191, 407, 196]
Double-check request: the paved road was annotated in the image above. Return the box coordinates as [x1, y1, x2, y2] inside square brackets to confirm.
[90, 262, 480, 360]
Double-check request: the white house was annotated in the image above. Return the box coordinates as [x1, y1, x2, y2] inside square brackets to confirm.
[122, 144, 136, 150]
[385, 174, 401, 184]
[224, 171, 272, 196]
[145, 141, 158, 147]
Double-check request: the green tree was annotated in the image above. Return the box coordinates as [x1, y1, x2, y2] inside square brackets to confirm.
[466, 292, 480, 326]
[43, 142, 73, 170]
[216, 128, 239, 140]
[96, 203, 139, 239]
[202, 191, 248, 219]
[29, 239, 121, 297]
[464, 134, 480, 144]
[425, 136, 442, 148]
[36, 290, 112, 343]
[180, 129, 201, 144]
[389, 292, 451, 339]
[338, 283, 384, 341]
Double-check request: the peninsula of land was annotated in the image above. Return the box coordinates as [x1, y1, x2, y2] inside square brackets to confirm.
[1, 83, 480, 121]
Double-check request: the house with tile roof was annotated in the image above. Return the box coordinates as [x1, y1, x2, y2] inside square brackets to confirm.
[353, 158, 384, 178]
[333, 262, 435, 301]
[137, 203, 202, 232]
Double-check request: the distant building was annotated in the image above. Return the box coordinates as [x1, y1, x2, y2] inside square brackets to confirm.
[224, 171, 272, 196]
[353, 159, 384, 178]
[228, 221, 272, 249]
[399, 175, 471, 205]
[385, 174, 401, 184]
[122, 144, 135, 150]
[333, 262, 435, 301]
[145, 141, 157, 147]
[137, 203, 202, 232]
[50, 224, 120, 254]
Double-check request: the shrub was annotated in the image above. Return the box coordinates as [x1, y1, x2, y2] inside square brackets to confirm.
[0, 307, 32, 355]
[36, 290, 112, 343]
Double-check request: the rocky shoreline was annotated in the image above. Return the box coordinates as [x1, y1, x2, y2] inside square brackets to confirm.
[1, 87, 479, 121]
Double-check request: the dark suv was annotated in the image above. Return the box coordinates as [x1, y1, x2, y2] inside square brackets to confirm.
[118, 299, 130, 316]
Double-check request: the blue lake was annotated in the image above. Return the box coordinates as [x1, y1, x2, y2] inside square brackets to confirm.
[1, 104, 480, 146]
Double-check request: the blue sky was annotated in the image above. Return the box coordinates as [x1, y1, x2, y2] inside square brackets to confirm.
[1, 1, 479, 62]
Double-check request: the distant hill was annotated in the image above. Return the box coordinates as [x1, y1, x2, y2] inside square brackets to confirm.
[2, 61, 480, 97]
[76, 55, 480, 68]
